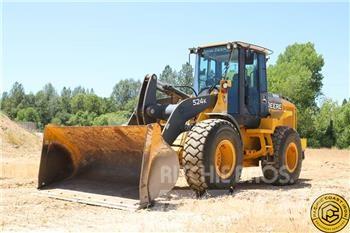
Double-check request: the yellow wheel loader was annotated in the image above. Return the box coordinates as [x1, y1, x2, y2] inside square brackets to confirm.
[38, 41, 306, 209]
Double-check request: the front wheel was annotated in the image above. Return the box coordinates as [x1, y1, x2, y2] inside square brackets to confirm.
[182, 119, 243, 195]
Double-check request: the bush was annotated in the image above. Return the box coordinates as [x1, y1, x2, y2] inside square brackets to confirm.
[51, 117, 62, 125]
[92, 111, 130, 126]
[67, 111, 97, 126]
[334, 102, 350, 149]
[306, 100, 350, 149]
[53, 112, 72, 125]
[16, 107, 40, 126]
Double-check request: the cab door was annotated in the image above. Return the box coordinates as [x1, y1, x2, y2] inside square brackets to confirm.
[244, 50, 260, 116]
[244, 50, 269, 118]
[258, 53, 269, 117]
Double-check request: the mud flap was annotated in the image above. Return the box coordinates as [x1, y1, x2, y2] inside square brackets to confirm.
[38, 123, 179, 210]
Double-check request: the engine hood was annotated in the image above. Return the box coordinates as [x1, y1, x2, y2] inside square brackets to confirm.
[268, 93, 296, 112]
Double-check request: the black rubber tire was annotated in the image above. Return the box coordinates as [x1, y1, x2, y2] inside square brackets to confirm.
[182, 119, 243, 195]
[261, 126, 303, 185]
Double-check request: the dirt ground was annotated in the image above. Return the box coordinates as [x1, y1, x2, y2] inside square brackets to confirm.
[1, 115, 350, 232]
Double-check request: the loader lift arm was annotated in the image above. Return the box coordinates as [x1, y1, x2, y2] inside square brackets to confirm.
[128, 74, 217, 145]
[128, 74, 190, 125]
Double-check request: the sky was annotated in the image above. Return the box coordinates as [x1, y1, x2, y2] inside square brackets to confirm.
[1, 1, 349, 103]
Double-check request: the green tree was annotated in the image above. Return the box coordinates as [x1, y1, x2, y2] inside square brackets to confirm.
[124, 97, 138, 113]
[334, 101, 350, 149]
[67, 111, 96, 126]
[84, 94, 102, 114]
[70, 93, 86, 114]
[1, 82, 26, 118]
[296, 107, 319, 147]
[10, 82, 26, 107]
[177, 63, 194, 95]
[269, 63, 314, 108]
[86, 88, 94, 94]
[35, 83, 59, 125]
[22, 93, 36, 108]
[0, 92, 11, 116]
[92, 111, 130, 125]
[72, 86, 86, 96]
[110, 79, 141, 110]
[16, 107, 41, 126]
[312, 99, 337, 148]
[70, 93, 103, 114]
[100, 97, 117, 113]
[59, 87, 72, 113]
[267, 42, 325, 143]
[268, 42, 324, 110]
[52, 111, 72, 125]
[159, 65, 177, 85]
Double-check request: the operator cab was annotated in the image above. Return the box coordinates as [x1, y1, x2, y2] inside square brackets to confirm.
[190, 41, 272, 128]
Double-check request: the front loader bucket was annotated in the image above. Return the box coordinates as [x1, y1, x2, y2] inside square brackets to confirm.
[37, 123, 179, 210]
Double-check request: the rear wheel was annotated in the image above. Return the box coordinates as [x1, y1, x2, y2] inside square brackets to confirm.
[261, 127, 302, 185]
[182, 119, 243, 195]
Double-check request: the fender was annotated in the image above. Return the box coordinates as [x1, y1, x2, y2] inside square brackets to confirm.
[205, 112, 242, 144]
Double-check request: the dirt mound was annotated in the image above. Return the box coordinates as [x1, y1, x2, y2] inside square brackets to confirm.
[1, 112, 41, 157]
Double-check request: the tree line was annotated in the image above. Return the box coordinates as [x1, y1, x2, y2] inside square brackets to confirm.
[268, 42, 349, 149]
[0, 63, 193, 128]
[1, 43, 349, 148]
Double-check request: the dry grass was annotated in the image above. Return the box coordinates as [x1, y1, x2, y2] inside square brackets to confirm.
[3, 131, 24, 147]
[1, 148, 349, 232]
[0, 113, 41, 156]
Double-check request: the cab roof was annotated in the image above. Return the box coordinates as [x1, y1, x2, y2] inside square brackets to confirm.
[193, 41, 273, 55]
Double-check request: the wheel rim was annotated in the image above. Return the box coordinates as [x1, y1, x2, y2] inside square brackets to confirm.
[285, 142, 298, 173]
[214, 139, 236, 179]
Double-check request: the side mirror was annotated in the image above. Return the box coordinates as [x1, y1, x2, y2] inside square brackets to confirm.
[189, 48, 196, 54]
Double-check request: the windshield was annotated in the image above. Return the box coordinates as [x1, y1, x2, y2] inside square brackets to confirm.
[196, 46, 239, 92]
